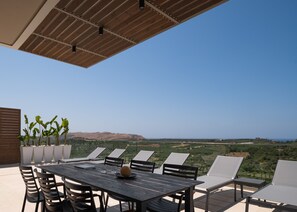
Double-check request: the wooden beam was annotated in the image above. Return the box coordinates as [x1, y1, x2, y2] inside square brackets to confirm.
[32, 33, 107, 58]
[146, 1, 179, 24]
[54, 7, 137, 45]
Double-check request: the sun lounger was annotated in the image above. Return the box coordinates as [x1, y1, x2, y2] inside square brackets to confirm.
[154, 152, 190, 174]
[132, 150, 154, 161]
[59, 147, 105, 163]
[245, 160, 297, 212]
[195, 155, 243, 211]
[107, 148, 126, 158]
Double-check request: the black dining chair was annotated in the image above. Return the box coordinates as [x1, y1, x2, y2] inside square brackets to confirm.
[100, 156, 124, 209]
[19, 166, 44, 212]
[64, 180, 105, 212]
[146, 164, 198, 212]
[104, 156, 124, 167]
[107, 160, 156, 212]
[34, 168, 72, 212]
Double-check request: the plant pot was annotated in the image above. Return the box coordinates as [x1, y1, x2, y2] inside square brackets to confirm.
[53, 145, 63, 162]
[33, 146, 44, 164]
[20, 146, 34, 165]
[43, 145, 54, 163]
[63, 145, 72, 159]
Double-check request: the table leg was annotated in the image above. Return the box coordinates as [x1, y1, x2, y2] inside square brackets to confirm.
[136, 201, 146, 212]
[241, 185, 243, 198]
[184, 186, 194, 212]
[234, 183, 237, 202]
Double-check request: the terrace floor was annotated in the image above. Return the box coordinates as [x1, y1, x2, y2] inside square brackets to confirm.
[0, 164, 276, 212]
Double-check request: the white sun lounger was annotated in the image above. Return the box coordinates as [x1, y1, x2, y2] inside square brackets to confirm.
[59, 147, 106, 163]
[195, 155, 243, 211]
[132, 150, 154, 161]
[107, 148, 126, 158]
[154, 152, 190, 174]
[246, 160, 297, 212]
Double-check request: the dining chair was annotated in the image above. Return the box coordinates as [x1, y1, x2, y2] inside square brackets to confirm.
[147, 164, 198, 212]
[107, 160, 156, 211]
[19, 166, 44, 212]
[64, 180, 105, 212]
[34, 168, 72, 212]
[104, 156, 124, 167]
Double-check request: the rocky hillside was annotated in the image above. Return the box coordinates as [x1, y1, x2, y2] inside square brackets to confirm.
[68, 132, 144, 141]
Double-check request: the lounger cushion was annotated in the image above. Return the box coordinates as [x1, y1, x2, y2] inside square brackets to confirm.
[252, 185, 297, 206]
[196, 175, 232, 191]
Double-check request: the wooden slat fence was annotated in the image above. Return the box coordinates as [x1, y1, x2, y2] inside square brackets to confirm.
[0, 107, 21, 164]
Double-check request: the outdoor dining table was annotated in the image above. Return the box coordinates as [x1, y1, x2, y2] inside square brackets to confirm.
[38, 162, 202, 212]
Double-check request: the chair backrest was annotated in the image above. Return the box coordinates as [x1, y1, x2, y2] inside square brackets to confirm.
[19, 166, 39, 198]
[272, 160, 297, 187]
[163, 152, 189, 165]
[107, 148, 126, 158]
[132, 150, 154, 161]
[34, 169, 63, 212]
[163, 164, 198, 180]
[87, 147, 106, 159]
[64, 181, 97, 212]
[104, 157, 124, 167]
[207, 155, 243, 179]
[130, 160, 155, 173]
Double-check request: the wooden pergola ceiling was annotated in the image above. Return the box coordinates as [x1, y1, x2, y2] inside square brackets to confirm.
[19, 0, 227, 68]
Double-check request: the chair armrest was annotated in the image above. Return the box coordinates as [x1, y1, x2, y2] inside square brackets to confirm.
[56, 182, 64, 187]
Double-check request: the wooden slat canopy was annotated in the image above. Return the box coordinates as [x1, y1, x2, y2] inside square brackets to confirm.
[19, 0, 227, 67]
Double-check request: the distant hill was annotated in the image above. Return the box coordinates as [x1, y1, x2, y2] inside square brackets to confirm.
[68, 132, 144, 141]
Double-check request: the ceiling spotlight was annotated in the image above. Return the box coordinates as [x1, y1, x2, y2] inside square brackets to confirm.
[139, 0, 145, 10]
[72, 45, 76, 53]
[99, 26, 104, 35]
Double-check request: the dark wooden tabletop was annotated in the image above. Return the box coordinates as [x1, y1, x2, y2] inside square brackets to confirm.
[39, 162, 203, 203]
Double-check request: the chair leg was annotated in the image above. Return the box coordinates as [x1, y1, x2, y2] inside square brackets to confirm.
[22, 193, 27, 212]
[245, 196, 250, 212]
[119, 201, 123, 212]
[104, 195, 109, 211]
[35, 201, 39, 212]
[205, 192, 209, 212]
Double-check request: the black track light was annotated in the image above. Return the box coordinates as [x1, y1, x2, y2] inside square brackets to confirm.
[139, 0, 145, 10]
[99, 26, 104, 35]
[72, 45, 76, 53]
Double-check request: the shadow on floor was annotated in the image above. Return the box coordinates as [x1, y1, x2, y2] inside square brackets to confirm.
[193, 189, 247, 212]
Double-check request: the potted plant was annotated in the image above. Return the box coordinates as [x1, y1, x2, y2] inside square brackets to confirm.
[53, 119, 63, 161]
[19, 114, 71, 164]
[42, 116, 56, 163]
[19, 115, 36, 164]
[32, 115, 44, 164]
[61, 118, 71, 159]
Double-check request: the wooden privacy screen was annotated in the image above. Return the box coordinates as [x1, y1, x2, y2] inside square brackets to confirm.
[0, 107, 21, 164]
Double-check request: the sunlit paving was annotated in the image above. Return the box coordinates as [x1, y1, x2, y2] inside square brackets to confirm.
[1, 0, 297, 212]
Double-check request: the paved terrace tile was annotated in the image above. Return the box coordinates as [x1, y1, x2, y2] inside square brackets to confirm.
[0, 164, 274, 212]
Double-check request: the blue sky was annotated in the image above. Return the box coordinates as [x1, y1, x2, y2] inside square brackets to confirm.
[1, 0, 297, 139]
